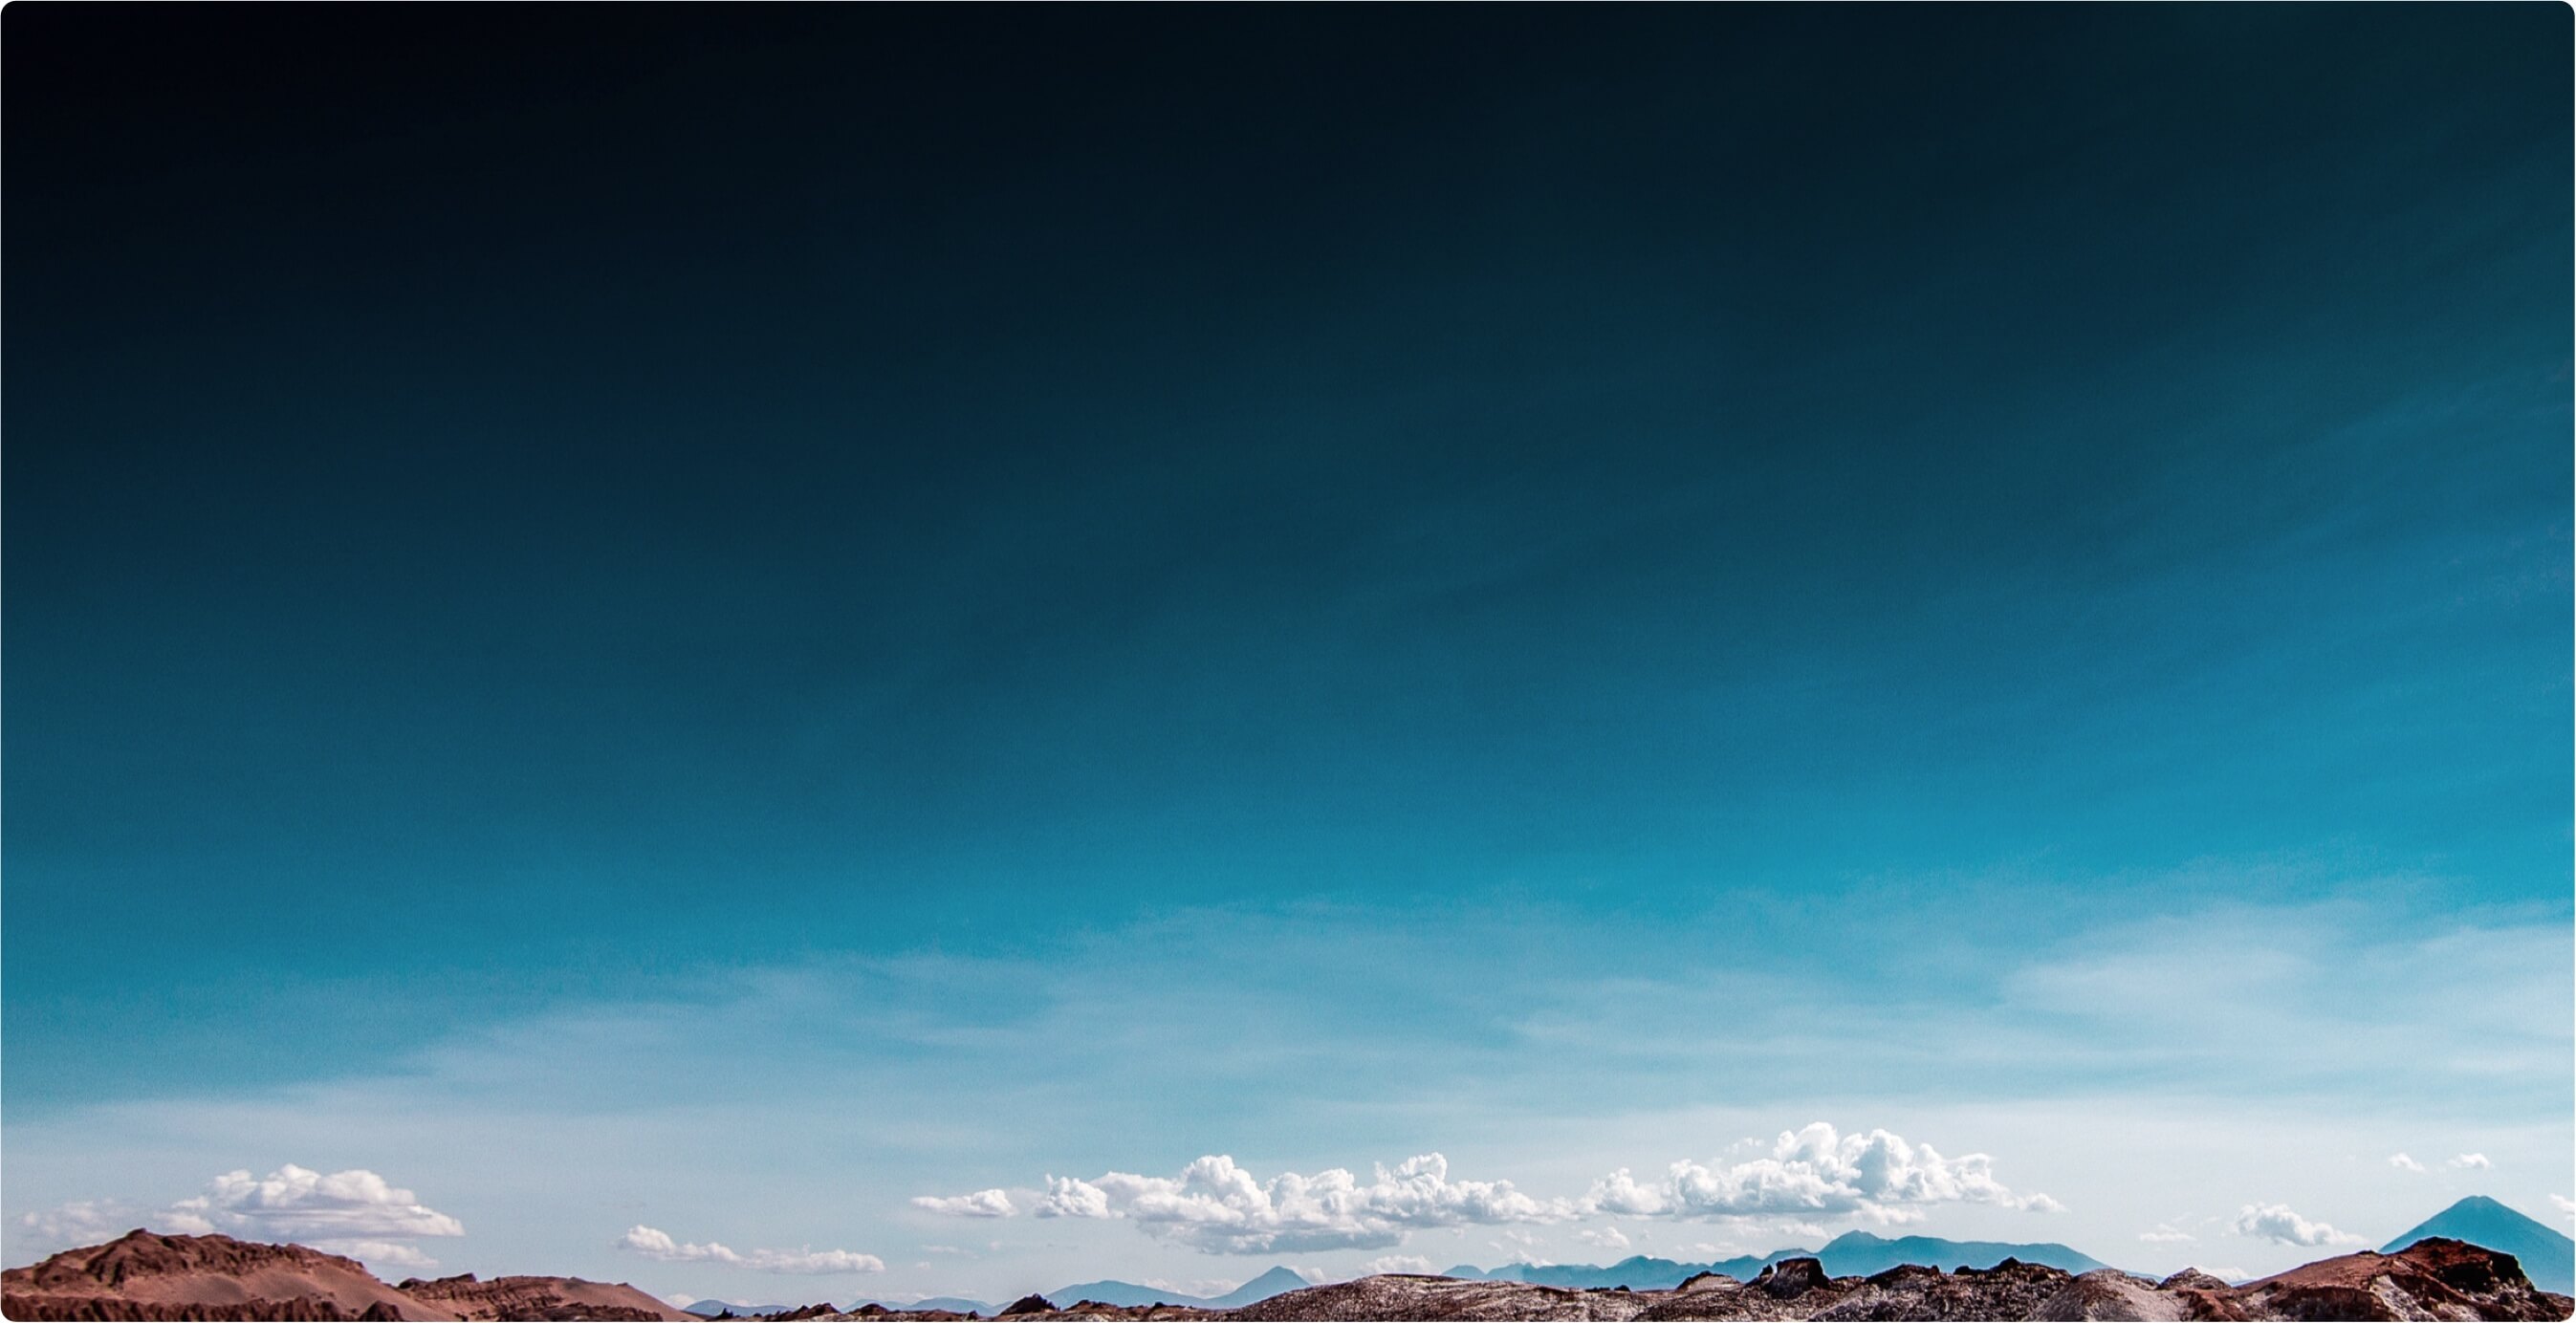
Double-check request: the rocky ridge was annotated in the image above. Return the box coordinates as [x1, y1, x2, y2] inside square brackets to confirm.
[830, 1242, 2569, 1322]
[5, 1231, 2569, 1321]
[396, 1272, 695, 1321]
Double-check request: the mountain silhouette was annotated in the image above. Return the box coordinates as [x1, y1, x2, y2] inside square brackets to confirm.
[1037, 1266, 1308, 1310]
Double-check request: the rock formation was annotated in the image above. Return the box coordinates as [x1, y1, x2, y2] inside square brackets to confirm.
[6, 1229, 2568, 1321]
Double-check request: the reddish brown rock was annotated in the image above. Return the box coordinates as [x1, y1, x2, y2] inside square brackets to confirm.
[396, 1271, 695, 1320]
[1, 1231, 445, 1322]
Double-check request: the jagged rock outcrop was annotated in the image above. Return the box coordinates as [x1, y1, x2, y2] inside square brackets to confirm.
[2226, 1238, 2568, 1321]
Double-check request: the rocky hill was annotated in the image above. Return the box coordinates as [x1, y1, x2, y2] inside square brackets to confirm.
[0, 1232, 688, 1322]
[1, 1230, 448, 1321]
[397, 1271, 697, 1320]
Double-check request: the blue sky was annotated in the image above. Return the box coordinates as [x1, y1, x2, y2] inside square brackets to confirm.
[5, 3, 2569, 1306]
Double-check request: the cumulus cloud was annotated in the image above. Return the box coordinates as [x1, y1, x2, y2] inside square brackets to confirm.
[170, 1166, 465, 1243]
[2551, 1195, 2574, 1218]
[1578, 1225, 1632, 1250]
[2447, 1154, 2492, 1170]
[1581, 1124, 2057, 1225]
[1364, 1255, 1437, 1275]
[910, 1189, 1015, 1218]
[618, 1225, 885, 1274]
[2230, 1204, 2362, 1247]
[2138, 1225, 2196, 1245]
[2388, 1153, 2426, 1172]
[11, 1167, 463, 1270]
[938, 1153, 1570, 1254]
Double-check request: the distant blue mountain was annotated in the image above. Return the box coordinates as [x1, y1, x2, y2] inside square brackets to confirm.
[683, 1304, 808, 1319]
[2382, 1196, 2574, 1294]
[1041, 1265, 1309, 1310]
[1811, 1230, 2111, 1278]
[840, 1297, 992, 1315]
[1448, 1231, 2113, 1290]
[1512, 1254, 1774, 1290]
[1208, 1267, 1315, 1307]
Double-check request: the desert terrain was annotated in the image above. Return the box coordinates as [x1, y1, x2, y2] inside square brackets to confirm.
[6, 1229, 2569, 1322]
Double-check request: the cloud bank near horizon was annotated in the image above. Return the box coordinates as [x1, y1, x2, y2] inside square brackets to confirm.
[619, 1225, 886, 1275]
[915, 1124, 2060, 1253]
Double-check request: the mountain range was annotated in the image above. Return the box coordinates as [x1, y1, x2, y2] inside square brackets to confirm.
[1034, 1266, 1313, 1310]
[1443, 1229, 2112, 1290]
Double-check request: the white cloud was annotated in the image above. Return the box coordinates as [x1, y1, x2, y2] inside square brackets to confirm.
[317, 1240, 440, 1272]
[2550, 1195, 2574, 1219]
[979, 1153, 1570, 1254]
[2388, 1153, 2425, 1172]
[618, 1225, 885, 1274]
[1577, 1225, 1631, 1250]
[1489, 1228, 1548, 1266]
[1363, 1255, 1436, 1275]
[910, 1189, 1015, 1218]
[2447, 1153, 2492, 1170]
[171, 1166, 464, 1243]
[14, 1167, 467, 1268]
[14, 1201, 140, 1252]
[1580, 1124, 2057, 1225]
[2229, 1204, 2362, 1247]
[2138, 1224, 2196, 1245]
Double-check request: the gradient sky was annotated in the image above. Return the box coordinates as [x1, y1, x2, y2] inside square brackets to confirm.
[5, 4, 2570, 1308]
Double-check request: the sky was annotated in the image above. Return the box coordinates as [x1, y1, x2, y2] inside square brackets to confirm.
[3, 3, 2570, 1308]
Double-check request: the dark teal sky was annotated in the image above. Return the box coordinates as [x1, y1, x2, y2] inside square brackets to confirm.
[4, 5, 2569, 1299]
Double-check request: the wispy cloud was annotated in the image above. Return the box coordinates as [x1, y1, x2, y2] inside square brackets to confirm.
[2138, 1224, 2195, 1245]
[13, 1201, 139, 1252]
[2229, 1204, 2361, 1247]
[2387, 1153, 2425, 1172]
[618, 1225, 885, 1274]
[2446, 1153, 2492, 1170]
